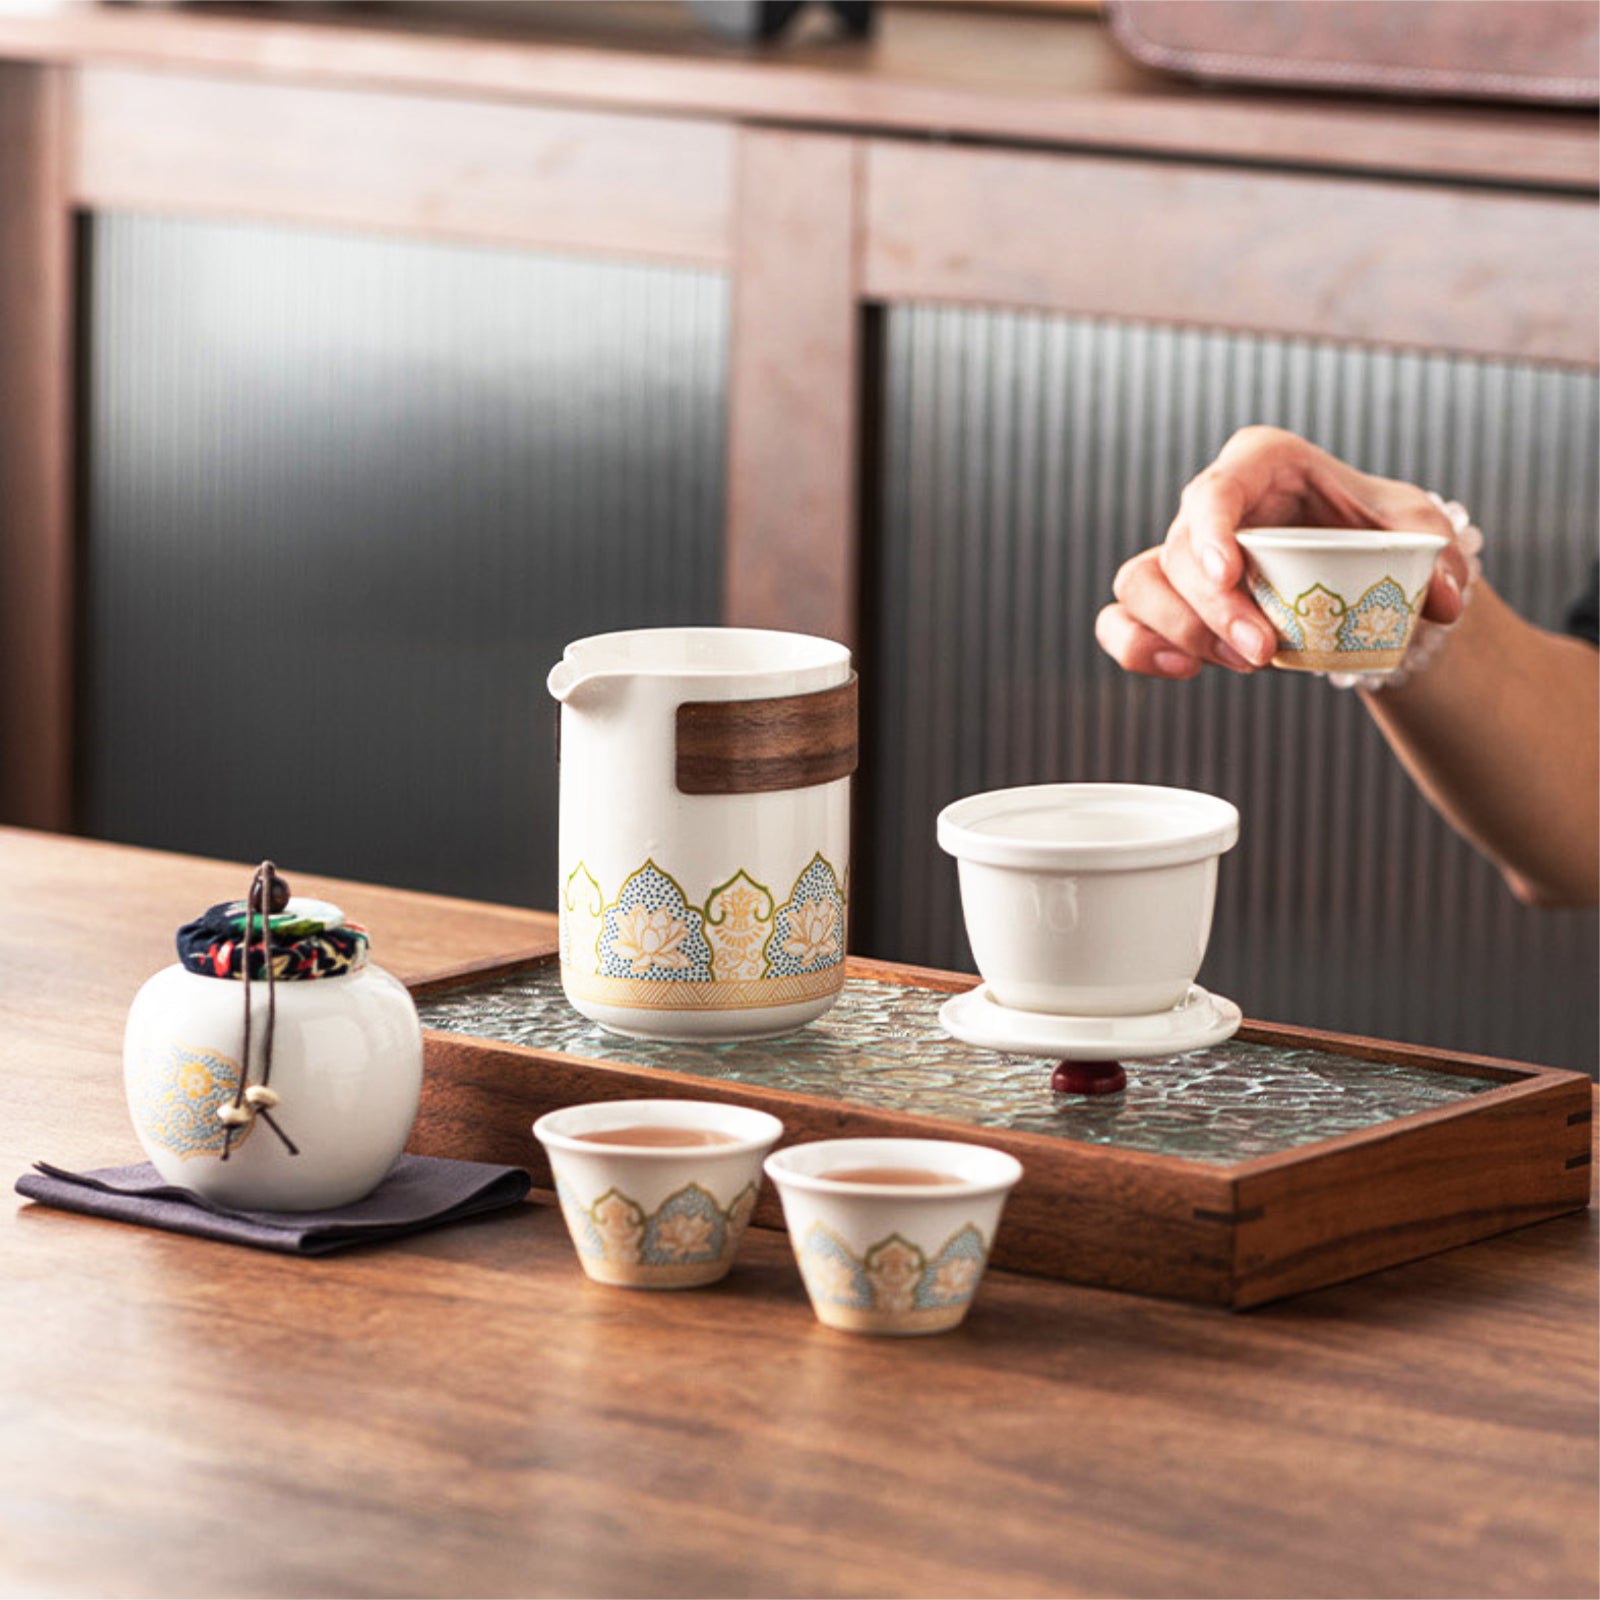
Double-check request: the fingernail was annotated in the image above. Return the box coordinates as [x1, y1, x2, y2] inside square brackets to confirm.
[1214, 639, 1254, 672]
[1200, 545, 1231, 586]
[1153, 649, 1196, 677]
[1441, 571, 1461, 604]
[1230, 620, 1273, 665]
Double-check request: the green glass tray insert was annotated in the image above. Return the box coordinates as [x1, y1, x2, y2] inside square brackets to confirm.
[418, 966, 1495, 1165]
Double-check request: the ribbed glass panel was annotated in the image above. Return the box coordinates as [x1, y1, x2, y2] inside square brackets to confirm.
[81, 215, 727, 907]
[867, 308, 1598, 1074]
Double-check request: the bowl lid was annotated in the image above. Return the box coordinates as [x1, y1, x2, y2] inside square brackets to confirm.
[936, 783, 1239, 871]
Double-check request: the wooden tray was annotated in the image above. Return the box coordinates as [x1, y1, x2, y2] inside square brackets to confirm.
[408, 953, 1592, 1308]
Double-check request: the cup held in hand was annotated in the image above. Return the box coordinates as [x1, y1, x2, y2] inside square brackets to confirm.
[1235, 527, 1450, 676]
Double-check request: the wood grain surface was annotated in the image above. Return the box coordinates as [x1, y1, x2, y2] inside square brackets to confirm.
[676, 675, 859, 794]
[0, 3, 1591, 189]
[723, 126, 862, 645]
[864, 140, 1600, 367]
[2, 829, 1595, 1598]
[0, 64, 73, 832]
[75, 65, 735, 266]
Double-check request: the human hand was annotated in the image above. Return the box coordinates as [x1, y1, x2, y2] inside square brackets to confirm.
[1096, 426, 1472, 678]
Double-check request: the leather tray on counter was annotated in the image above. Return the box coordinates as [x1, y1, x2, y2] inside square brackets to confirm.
[408, 952, 1592, 1308]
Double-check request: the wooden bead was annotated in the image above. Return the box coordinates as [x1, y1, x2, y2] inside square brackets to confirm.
[243, 1085, 280, 1110]
[216, 1102, 252, 1126]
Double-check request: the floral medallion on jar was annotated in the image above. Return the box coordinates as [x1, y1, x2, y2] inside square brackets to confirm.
[128, 1040, 253, 1160]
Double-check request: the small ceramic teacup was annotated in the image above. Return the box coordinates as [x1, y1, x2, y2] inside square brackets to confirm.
[937, 783, 1239, 1017]
[765, 1138, 1023, 1336]
[533, 1099, 783, 1289]
[1236, 527, 1449, 675]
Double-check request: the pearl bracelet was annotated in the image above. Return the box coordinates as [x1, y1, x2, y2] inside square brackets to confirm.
[1328, 493, 1483, 691]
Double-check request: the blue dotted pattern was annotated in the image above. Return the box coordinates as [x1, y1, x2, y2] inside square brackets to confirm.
[913, 1225, 989, 1310]
[1251, 580, 1303, 649]
[640, 1183, 729, 1265]
[799, 1222, 876, 1309]
[599, 863, 713, 982]
[769, 856, 845, 978]
[1337, 577, 1412, 652]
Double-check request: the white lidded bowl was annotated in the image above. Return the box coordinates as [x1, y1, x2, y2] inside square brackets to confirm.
[765, 1137, 1023, 1336]
[937, 783, 1239, 1017]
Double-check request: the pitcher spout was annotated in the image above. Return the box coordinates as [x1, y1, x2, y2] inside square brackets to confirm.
[547, 658, 621, 712]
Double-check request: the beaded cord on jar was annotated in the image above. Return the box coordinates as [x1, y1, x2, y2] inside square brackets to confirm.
[174, 862, 370, 1160]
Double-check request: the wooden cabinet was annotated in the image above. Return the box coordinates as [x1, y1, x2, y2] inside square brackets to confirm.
[0, 3, 1595, 1063]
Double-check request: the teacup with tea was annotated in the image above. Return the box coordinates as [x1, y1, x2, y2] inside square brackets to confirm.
[533, 1098, 783, 1288]
[764, 1137, 1023, 1335]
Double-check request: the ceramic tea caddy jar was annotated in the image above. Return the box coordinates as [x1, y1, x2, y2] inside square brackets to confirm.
[549, 626, 856, 1042]
[123, 865, 424, 1210]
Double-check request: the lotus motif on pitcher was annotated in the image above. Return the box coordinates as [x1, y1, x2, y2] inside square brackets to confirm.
[782, 900, 840, 967]
[611, 906, 693, 974]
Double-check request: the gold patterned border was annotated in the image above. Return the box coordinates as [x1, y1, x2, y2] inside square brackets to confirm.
[560, 965, 844, 1012]
[1274, 646, 1407, 673]
[810, 1302, 970, 1334]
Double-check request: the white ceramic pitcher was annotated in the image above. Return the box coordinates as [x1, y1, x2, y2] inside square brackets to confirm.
[548, 627, 856, 1041]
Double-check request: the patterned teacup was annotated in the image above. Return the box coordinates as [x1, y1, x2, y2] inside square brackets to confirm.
[1236, 527, 1449, 675]
[534, 1099, 783, 1289]
[765, 1138, 1023, 1336]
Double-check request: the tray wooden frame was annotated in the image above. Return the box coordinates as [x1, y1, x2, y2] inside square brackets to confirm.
[409, 951, 1592, 1308]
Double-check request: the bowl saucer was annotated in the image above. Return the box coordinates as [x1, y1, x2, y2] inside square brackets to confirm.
[938, 983, 1242, 1061]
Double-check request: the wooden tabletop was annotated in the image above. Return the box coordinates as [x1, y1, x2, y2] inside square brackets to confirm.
[2, 827, 1595, 1599]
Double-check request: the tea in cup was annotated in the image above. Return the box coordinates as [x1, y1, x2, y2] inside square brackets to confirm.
[937, 783, 1238, 1017]
[764, 1137, 1022, 1335]
[1235, 527, 1449, 675]
[533, 1098, 783, 1288]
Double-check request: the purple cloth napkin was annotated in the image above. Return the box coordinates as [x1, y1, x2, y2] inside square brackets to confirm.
[15, 1154, 532, 1256]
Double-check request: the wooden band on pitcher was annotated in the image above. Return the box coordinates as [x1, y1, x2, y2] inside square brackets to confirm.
[676, 674, 858, 795]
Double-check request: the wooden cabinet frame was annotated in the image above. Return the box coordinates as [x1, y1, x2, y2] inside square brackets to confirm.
[1, 28, 1595, 831]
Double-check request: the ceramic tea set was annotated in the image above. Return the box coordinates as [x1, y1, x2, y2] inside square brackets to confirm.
[544, 629, 1244, 1079]
[117, 526, 1445, 1330]
[530, 1097, 1022, 1335]
[541, 523, 1447, 1064]
[543, 628, 1249, 1097]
